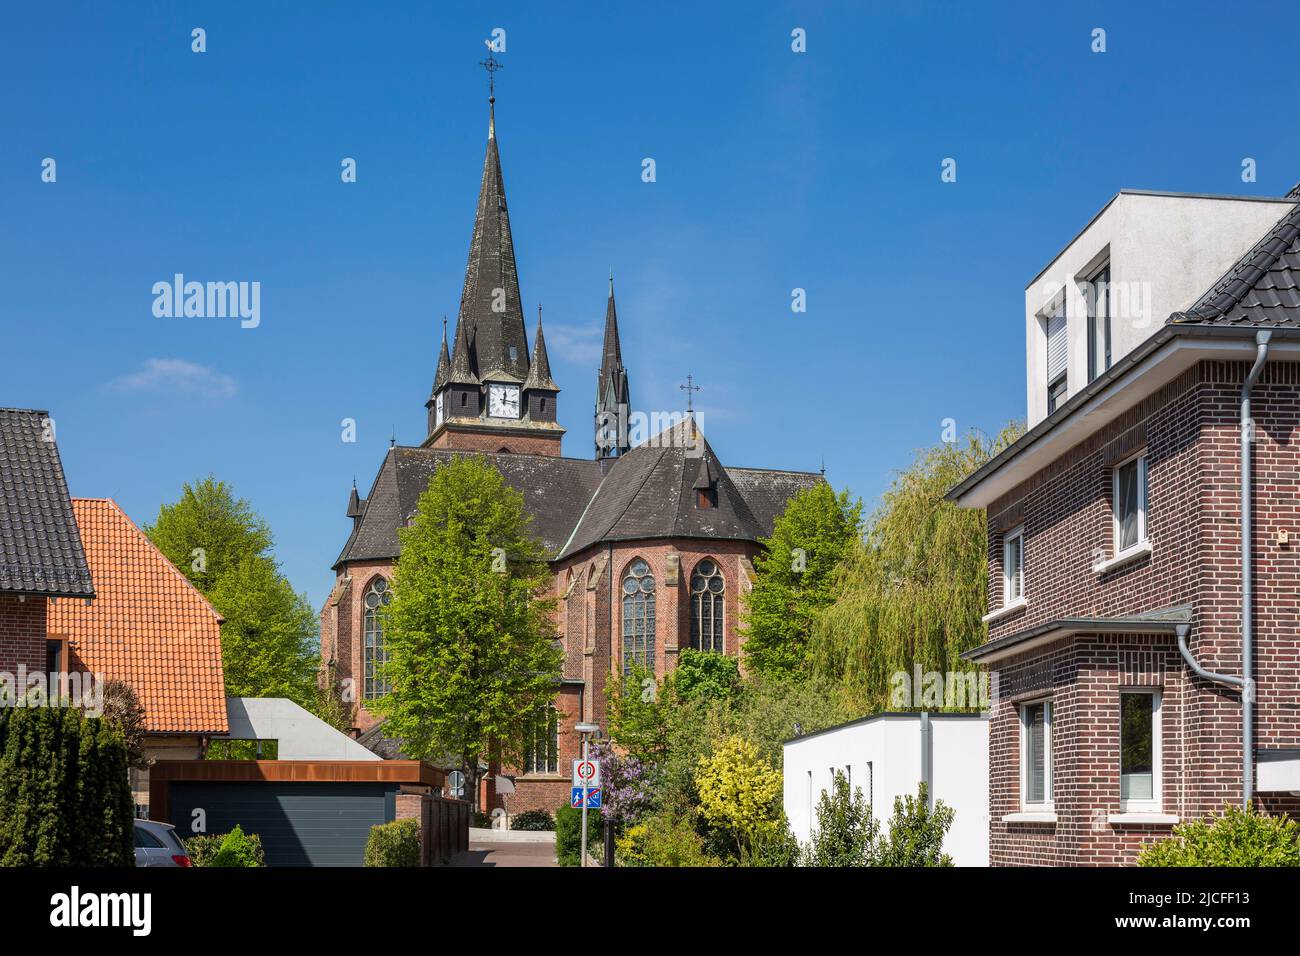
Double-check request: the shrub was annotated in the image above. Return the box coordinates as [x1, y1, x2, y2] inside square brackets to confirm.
[1138, 806, 1300, 867]
[875, 783, 954, 867]
[363, 819, 421, 867]
[804, 769, 878, 866]
[208, 825, 266, 867]
[186, 829, 265, 867]
[695, 736, 782, 856]
[616, 812, 719, 867]
[555, 804, 583, 866]
[0, 706, 133, 866]
[473, 811, 495, 829]
[510, 809, 554, 831]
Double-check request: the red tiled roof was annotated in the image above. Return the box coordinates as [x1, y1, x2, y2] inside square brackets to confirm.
[48, 498, 227, 734]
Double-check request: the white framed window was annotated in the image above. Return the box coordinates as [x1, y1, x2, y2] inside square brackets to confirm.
[1112, 451, 1148, 556]
[1020, 699, 1053, 810]
[1003, 525, 1025, 605]
[1119, 689, 1161, 811]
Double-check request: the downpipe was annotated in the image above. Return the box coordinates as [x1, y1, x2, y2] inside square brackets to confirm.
[1177, 330, 1270, 810]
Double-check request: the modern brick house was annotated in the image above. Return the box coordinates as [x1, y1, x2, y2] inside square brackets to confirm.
[949, 184, 1300, 865]
[321, 89, 820, 814]
[48, 498, 228, 810]
[0, 408, 94, 684]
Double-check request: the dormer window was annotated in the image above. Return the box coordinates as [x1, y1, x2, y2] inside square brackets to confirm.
[696, 486, 717, 508]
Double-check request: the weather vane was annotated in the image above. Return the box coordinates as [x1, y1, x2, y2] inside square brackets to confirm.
[679, 374, 702, 414]
[480, 41, 503, 99]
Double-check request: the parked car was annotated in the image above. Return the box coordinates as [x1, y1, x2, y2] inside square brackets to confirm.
[133, 819, 191, 867]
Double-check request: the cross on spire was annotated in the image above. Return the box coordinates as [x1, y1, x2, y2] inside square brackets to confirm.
[679, 374, 702, 414]
[480, 43, 503, 100]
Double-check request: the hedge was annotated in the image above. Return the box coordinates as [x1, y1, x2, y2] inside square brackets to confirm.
[0, 706, 133, 866]
[364, 818, 421, 867]
[187, 827, 266, 867]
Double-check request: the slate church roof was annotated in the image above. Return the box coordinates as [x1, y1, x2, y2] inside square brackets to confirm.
[0, 408, 94, 597]
[334, 420, 823, 569]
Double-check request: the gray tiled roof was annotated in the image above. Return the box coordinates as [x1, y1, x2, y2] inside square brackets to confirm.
[335, 424, 823, 568]
[1171, 201, 1300, 327]
[335, 447, 605, 566]
[0, 408, 94, 597]
[556, 419, 811, 559]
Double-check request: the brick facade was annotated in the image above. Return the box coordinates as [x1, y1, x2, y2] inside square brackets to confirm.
[323, 534, 759, 817]
[981, 359, 1300, 865]
[0, 593, 47, 676]
[425, 425, 562, 458]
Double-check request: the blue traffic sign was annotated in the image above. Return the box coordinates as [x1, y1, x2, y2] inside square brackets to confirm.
[570, 787, 602, 809]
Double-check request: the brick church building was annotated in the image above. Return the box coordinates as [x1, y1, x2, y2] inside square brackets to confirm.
[319, 86, 821, 814]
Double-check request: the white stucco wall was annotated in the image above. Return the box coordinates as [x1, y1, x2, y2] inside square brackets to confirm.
[1025, 192, 1296, 426]
[783, 714, 989, 866]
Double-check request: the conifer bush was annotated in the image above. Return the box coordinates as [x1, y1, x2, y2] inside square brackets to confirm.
[0, 706, 133, 866]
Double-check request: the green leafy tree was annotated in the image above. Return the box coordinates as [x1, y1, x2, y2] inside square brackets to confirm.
[208, 555, 317, 705]
[145, 476, 272, 593]
[811, 425, 1023, 712]
[875, 783, 954, 867]
[1138, 806, 1300, 867]
[803, 769, 878, 867]
[695, 735, 783, 857]
[742, 483, 863, 681]
[606, 662, 674, 765]
[146, 476, 319, 709]
[371, 456, 562, 811]
[673, 648, 740, 703]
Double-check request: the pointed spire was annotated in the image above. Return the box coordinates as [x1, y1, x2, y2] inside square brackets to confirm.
[431, 317, 451, 394]
[346, 480, 365, 520]
[448, 317, 480, 385]
[523, 303, 558, 392]
[596, 274, 632, 460]
[453, 78, 529, 383]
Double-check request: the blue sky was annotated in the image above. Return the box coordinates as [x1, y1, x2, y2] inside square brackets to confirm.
[4, 1, 1298, 611]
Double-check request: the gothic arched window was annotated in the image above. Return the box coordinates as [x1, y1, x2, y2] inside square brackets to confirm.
[690, 559, 725, 652]
[621, 559, 656, 675]
[363, 578, 393, 700]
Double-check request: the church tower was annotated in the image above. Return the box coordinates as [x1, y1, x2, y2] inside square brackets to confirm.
[595, 273, 632, 469]
[424, 69, 564, 457]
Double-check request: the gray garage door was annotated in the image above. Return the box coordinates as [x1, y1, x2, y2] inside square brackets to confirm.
[168, 781, 397, 866]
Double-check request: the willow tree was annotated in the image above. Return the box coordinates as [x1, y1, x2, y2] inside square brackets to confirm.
[810, 425, 1022, 713]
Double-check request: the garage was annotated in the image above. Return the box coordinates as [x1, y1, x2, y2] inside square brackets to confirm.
[150, 759, 443, 867]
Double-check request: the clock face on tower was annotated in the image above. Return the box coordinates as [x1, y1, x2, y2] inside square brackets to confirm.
[488, 384, 521, 419]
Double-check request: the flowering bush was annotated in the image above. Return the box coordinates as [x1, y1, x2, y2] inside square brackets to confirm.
[589, 740, 655, 827]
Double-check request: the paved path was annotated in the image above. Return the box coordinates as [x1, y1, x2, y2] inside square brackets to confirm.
[452, 839, 558, 867]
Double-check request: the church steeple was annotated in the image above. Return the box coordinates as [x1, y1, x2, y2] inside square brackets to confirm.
[454, 86, 530, 382]
[422, 56, 564, 457]
[595, 272, 632, 463]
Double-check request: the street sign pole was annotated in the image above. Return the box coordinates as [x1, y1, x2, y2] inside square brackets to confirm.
[574, 721, 599, 869]
[580, 735, 589, 868]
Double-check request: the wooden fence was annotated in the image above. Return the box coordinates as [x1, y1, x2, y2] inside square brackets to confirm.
[419, 794, 471, 865]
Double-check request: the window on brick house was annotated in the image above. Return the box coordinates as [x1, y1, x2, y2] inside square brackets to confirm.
[1120, 690, 1161, 810]
[1020, 700, 1052, 809]
[690, 559, 725, 652]
[363, 578, 392, 700]
[524, 705, 559, 774]
[1112, 451, 1148, 555]
[1003, 526, 1024, 604]
[621, 559, 656, 676]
